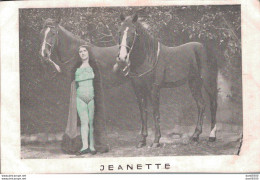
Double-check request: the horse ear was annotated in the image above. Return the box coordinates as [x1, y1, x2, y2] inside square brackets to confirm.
[56, 16, 61, 24]
[42, 18, 46, 27]
[132, 14, 138, 23]
[120, 14, 125, 21]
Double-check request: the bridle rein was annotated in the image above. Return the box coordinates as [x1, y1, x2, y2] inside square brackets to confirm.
[117, 30, 160, 78]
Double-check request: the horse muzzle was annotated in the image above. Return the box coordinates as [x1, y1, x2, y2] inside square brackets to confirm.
[40, 46, 51, 58]
[113, 57, 130, 76]
[39, 53, 61, 73]
[39, 52, 48, 63]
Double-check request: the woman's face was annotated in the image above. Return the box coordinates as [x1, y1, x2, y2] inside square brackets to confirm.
[79, 47, 89, 61]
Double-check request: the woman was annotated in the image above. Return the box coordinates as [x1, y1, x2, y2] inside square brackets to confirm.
[61, 45, 109, 155]
[75, 45, 96, 155]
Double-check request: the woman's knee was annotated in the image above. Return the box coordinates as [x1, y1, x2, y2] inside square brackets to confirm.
[80, 115, 89, 126]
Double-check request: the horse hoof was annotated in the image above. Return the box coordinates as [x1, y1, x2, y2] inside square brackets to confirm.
[151, 143, 160, 148]
[191, 136, 199, 142]
[209, 137, 216, 142]
[136, 142, 146, 148]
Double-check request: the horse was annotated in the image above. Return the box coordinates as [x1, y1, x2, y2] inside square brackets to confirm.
[113, 14, 218, 148]
[39, 18, 129, 153]
[39, 18, 127, 88]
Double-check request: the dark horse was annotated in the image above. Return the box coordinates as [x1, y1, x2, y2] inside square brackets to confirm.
[113, 14, 218, 148]
[39, 18, 127, 88]
[39, 18, 127, 153]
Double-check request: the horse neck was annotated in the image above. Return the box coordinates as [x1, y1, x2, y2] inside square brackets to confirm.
[130, 29, 159, 71]
[56, 26, 85, 62]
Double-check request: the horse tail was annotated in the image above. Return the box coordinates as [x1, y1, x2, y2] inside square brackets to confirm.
[194, 43, 218, 81]
[194, 44, 202, 76]
[192, 42, 219, 99]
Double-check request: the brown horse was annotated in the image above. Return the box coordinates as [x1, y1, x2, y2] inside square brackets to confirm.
[39, 18, 128, 153]
[39, 18, 127, 88]
[113, 14, 218, 148]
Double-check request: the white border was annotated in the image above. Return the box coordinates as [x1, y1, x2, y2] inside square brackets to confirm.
[1, 0, 260, 174]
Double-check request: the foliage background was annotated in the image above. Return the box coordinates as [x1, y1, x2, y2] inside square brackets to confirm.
[19, 5, 242, 135]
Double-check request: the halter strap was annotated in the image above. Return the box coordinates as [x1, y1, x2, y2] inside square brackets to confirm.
[127, 42, 161, 78]
[118, 30, 137, 57]
[44, 26, 59, 56]
[118, 44, 131, 50]
[43, 26, 61, 73]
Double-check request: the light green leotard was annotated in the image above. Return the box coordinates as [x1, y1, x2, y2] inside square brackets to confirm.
[75, 67, 95, 151]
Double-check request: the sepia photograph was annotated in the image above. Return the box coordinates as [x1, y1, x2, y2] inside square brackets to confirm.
[1, 0, 259, 174]
[20, 5, 242, 159]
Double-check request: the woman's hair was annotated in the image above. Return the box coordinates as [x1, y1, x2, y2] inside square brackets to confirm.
[71, 45, 98, 81]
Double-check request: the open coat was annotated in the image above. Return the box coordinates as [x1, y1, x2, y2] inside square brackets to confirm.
[61, 59, 109, 154]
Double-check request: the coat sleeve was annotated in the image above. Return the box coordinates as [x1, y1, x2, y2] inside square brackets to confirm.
[61, 80, 82, 154]
[93, 61, 109, 153]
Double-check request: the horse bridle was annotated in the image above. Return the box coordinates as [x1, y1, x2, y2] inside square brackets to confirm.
[118, 31, 137, 53]
[117, 30, 160, 78]
[45, 25, 59, 57]
[40, 25, 61, 74]
[117, 30, 137, 75]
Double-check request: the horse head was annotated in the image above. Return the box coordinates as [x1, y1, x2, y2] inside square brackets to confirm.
[113, 14, 139, 76]
[39, 18, 61, 72]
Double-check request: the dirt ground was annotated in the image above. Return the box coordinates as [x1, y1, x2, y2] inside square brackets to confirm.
[21, 122, 242, 159]
[21, 78, 243, 159]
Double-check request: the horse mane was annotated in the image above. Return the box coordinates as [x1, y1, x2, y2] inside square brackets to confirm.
[135, 20, 159, 65]
[43, 18, 92, 47]
[56, 25, 98, 81]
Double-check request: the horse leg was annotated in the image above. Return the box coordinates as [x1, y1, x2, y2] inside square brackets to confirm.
[132, 81, 148, 148]
[138, 95, 148, 148]
[209, 95, 217, 142]
[189, 77, 206, 142]
[151, 83, 161, 148]
[136, 94, 148, 148]
[204, 81, 218, 142]
[196, 43, 218, 142]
